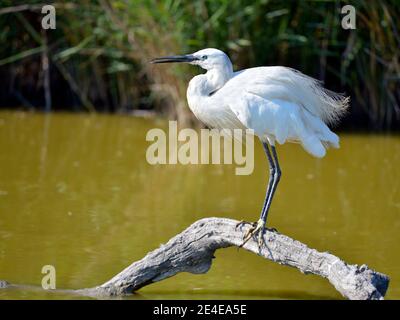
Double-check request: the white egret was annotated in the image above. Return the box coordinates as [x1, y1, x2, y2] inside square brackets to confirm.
[151, 48, 349, 246]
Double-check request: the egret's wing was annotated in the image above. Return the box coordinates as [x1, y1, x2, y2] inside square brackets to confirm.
[205, 106, 250, 145]
[228, 91, 340, 158]
[225, 67, 349, 125]
[228, 91, 289, 144]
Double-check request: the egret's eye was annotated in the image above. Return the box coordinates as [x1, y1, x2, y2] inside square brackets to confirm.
[202, 55, 208, 60]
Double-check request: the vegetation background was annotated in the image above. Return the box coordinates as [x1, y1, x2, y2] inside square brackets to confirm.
[0, 0, 399, 130]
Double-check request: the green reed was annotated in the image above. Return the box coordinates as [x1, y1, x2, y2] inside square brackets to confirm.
[0, 0, 398, 129]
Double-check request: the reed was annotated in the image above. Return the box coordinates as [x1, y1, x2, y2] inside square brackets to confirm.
[0, 0, 398, 129]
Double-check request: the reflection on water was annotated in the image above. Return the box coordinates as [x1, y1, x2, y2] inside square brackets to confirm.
[0, 111, 399, 300]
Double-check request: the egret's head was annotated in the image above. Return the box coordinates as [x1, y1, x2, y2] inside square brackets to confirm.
[190, 48, 231, 71]
[150, 48, 231, 71]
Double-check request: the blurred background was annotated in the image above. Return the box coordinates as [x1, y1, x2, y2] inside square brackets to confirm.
[0, 0, 399, 300]
[0, 0, 399, 129]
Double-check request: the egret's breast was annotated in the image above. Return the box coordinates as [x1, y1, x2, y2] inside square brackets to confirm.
[187, 92, 244, 130]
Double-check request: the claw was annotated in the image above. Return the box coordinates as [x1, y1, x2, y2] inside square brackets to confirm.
[235, 220, 256, 231]
[235, 220, 252, 230]
[268, 227, 278, 233]
[258, 231, 264, 247]
[239, 219, 265, 248]
[242, 228, 253, 243]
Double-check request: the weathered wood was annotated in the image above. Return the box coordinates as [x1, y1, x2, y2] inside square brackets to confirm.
[0, 217, 389, 299]
[77, 217, 389, 300]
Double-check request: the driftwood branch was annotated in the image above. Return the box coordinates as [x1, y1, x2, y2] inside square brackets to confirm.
[77, 217, 389, 300]
[0, 217, 389, 299]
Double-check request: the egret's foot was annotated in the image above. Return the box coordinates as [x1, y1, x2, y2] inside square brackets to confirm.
[239, 219, 266, 248]
[238, 221, 279, 248]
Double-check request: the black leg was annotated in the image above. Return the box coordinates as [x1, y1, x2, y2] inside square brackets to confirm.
[238, 142, 281, 248]
[260, 145, 281, 223]
[259, 142, 275, 220]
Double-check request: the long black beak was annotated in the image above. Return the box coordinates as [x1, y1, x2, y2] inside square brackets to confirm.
[150, 54, 198, 64]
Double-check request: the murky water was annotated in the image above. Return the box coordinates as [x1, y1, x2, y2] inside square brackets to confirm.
[0, 111, 399, 300]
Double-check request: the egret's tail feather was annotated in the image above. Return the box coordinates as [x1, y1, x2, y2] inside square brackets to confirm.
[301, 135, 326, 158]
[300, 130, 340, 157]
[321, 139, 339, 150]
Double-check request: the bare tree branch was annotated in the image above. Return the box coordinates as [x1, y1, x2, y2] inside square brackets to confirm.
[78, 218, 389, 300]
[0, 217, 390, 299]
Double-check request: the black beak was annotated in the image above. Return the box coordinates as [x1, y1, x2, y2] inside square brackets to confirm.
[150, 54, 199, 64]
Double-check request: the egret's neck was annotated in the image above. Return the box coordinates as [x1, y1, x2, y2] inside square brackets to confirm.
[188, 63, 233, 99]
[206, 63, 233, 93]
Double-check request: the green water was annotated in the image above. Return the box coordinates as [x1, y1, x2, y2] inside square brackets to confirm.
[0, 111, 399, 300]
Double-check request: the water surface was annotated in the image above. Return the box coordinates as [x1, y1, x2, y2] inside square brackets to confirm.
[0, 111, 399, 299]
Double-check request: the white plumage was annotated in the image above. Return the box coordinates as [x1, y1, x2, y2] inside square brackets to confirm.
[185, 48, 349, 158]
[151, 47, 349, 246]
